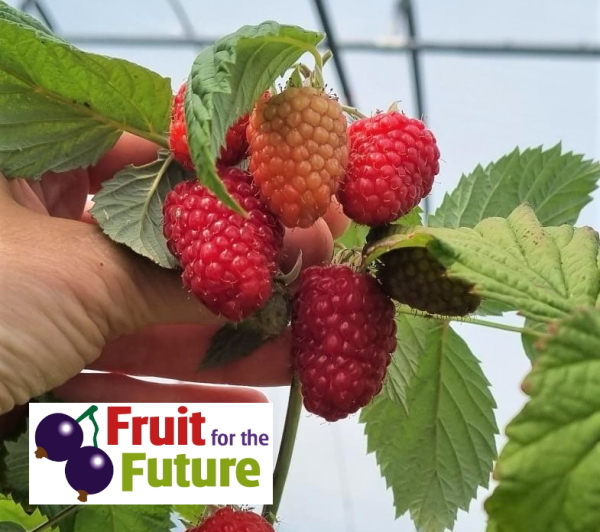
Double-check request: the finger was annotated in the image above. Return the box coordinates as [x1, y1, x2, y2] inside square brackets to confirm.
[280, 217, 334, 273]
[80, 199, 96, 224]
[89, 324, 292, 387]
[40, 169, 89, 220]
[0, 174, 47, 213]
[88, 133, 159, 193]
[54, 373, 268, 403]
[322, 197, 350, 239]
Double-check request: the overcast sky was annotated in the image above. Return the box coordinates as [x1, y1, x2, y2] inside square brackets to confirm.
[11, 1, 600, 530]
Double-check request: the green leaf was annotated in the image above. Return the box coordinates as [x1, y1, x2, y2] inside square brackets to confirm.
[0, 1, 171, 177]
[202, 281, 291, 369]
[0, 495, 48, 531]
[336, 222, 369, 249]
[90, 152, 188, 268]
[365, 204, 600, 323]
[521, 318, 547, 361]
[75, 505, 172, 532]
[519, 224, 600, 361]
[361, 318, 497, 532]
[186, 22, 324, 212]
[38, 506, 76, 532]
[0, 523, 26, 532]
[430, 144, 600, 229]
[485, 307, 600, 532]
[3, 424, 29, 505]
[382, 313, 425, 412]
[172, 505, 205, 526]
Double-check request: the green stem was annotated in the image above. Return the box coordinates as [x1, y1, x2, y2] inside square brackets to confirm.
[262, 376, 303, 524]
[396, 306, 547, 338]
[29, 505, 79, 532]
[89, 413, 100, 448]
[75, 405, 98, 423]
[341, 105, 367, 120]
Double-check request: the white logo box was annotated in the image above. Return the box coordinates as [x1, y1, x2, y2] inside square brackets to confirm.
[29, 403, 273, 505]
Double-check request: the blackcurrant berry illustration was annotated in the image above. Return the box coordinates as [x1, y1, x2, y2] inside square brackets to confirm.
[65, 446, 114, 502]
[34, 413, 84, 462]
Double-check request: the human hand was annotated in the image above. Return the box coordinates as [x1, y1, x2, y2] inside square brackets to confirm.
[0, 133, 349, 425]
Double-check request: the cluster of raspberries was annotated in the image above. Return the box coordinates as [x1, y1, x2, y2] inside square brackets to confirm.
[164, 81, 475, 422]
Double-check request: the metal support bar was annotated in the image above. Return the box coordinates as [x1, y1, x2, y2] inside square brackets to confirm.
[166, 0, 196, 39]
[398, 0, 430, 215]
[19, 0, 56, 30]
[56, 34, 600, 59]
[312, 0, 355, 106]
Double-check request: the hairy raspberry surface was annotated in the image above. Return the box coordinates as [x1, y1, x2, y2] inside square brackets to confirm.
[292, 265, 396, 421]
[169, 83, 252, 169]
[247, 87, 348, 228]
[191, 507, 273, 532]
[337, 111, 440, 226]
[378, 247, 480, 316]
[163, 167, 284, 321]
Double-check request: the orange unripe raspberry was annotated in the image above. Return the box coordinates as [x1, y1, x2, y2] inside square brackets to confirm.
[247, 87, 348, 228]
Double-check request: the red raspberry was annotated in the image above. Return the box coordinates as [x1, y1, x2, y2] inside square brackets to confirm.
[169, 83, 252, 169]
[169, 83, 193, 170]
[191, 507, 273, 532]
[247, 86, 348, 228]
[337, 111, 440, 226]
[292, 265, 397, 421]
[163, 167, 284, 321]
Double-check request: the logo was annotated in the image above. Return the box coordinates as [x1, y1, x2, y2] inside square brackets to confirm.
[29, 403, 273, 505]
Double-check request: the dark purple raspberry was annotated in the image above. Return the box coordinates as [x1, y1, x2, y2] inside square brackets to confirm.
[378, 246, 480, 316]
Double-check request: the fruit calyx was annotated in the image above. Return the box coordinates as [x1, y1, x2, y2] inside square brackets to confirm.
[34, 446, 47, 459]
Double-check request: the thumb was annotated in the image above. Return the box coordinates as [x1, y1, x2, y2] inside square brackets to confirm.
[131, 253, 225, 328]
[74, 221, 223, 339]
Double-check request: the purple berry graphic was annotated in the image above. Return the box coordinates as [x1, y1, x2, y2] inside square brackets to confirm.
[65, 446, 114, 502]
[34, 413, 84, 462]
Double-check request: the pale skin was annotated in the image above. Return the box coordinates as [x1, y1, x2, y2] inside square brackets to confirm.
[0, 134, 349, 434]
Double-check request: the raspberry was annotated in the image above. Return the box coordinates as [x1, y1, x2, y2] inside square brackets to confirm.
[292, 265, 396, 421]
[169, 83, 193, 170]
[378, 247, 480, 316]
[191, 507, 273, 532]
[247, 86, 348, 228]
[337, 111, 440, 226]
[168, 83, 252, 169]
[163, 167, 284, 321]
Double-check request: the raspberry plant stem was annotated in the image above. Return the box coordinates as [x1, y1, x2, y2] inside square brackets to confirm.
[262, 376, 302, 524]
[29, 505, 79, 532]
[396, 306, 548, 338]
[341, 105, 367, 120]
